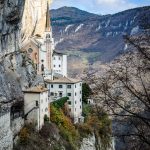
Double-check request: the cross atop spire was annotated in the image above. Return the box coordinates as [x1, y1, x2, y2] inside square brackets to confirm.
[45, 1, 51, 32]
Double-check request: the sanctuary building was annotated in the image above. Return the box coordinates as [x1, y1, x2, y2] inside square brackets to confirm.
[22, 1, 83, 123]
[21, 4, 67, 79]
[45, 77, 83, 123]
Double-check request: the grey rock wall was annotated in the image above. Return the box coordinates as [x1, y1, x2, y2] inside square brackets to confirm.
[0, 51, 38, 103]
[11, 117, 24, 137]
[0, 112, 13, 150]
[0, 1, 44, 149]
[0, 0, 25, 53]
[80, 135, 96, 150]
[0, 0, 42, 103]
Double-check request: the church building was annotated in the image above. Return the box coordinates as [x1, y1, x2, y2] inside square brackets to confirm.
[21, 3, 67, 79]
[21, 1, 83, 123]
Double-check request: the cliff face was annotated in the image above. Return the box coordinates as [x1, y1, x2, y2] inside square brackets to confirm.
[0, 1, 50, 149]
[0, 0, 24, 53]
[0, 0, 51, 103]
[22, 0, 52, 43]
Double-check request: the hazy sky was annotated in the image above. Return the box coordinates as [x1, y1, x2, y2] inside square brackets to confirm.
[51, 0, 150, 15]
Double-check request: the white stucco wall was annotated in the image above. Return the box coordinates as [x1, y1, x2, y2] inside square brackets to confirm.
[47, 81, 82, 122]
[39, 44, 47, 71]
[62, 55, 67, 77]
[73, 82, 82, 121]
[24, 91, 49, 130]
[53, 55, 62, 74]
[24, 93, 40, 114]
[53, 54, 67, 77]
[39, 91, 49, 128]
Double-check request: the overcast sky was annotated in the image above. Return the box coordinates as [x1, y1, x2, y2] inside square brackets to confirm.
[51, 0, 150, 15]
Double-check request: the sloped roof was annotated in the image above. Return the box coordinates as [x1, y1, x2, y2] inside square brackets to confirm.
[23, 86, 48, 93]
[45, 76, 81, 84]
[21, 37, 42, 49]
[53, 50, 66, 56]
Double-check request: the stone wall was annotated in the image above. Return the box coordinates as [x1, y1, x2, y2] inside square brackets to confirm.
[11, 117, 24, 137]
[0, 0, 52, 149]
[0, 112, 13, 150]
[0, 0, 47, 103]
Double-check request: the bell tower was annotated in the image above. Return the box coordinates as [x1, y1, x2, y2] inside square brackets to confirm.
[44, 1, 54, 72]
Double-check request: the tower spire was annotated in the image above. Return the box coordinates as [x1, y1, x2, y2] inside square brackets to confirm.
[45, 1, 51, 32]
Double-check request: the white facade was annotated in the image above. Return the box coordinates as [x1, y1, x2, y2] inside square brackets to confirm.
[21, 32, 67, 80]
[23, 86, 49, 130]
[45, 77, 82, 123]
[53, 52, 67, 77]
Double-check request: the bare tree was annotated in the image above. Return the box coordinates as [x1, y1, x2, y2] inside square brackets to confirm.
[85, 33, 150, 150]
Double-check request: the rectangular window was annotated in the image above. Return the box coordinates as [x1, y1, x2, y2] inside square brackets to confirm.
[68, 101, 71, 105]
[75, 101, 77, 104]
[67, 85, 71, 89]
[36, 101, 38, 107]
[51, 84, 53, 88]
[80, 91, 81, 94]
[51, 92, 54, 96]
[59, 92, 63, 97]
[59, 85, 63, 88]
[67, 93, 71, 96]
[59, 65, 61, 68]
[75, 92, 77, 96]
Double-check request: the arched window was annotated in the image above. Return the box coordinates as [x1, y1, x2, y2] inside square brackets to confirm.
[46, 34, 50, 39]
[41, 64, 44, 72]
[35, 53, 38, 60]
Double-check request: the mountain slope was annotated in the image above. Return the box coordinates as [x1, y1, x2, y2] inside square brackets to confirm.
[50, 6, 150, 76]
[51, 7, 100, 24]
[51, 7, 150, 61]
